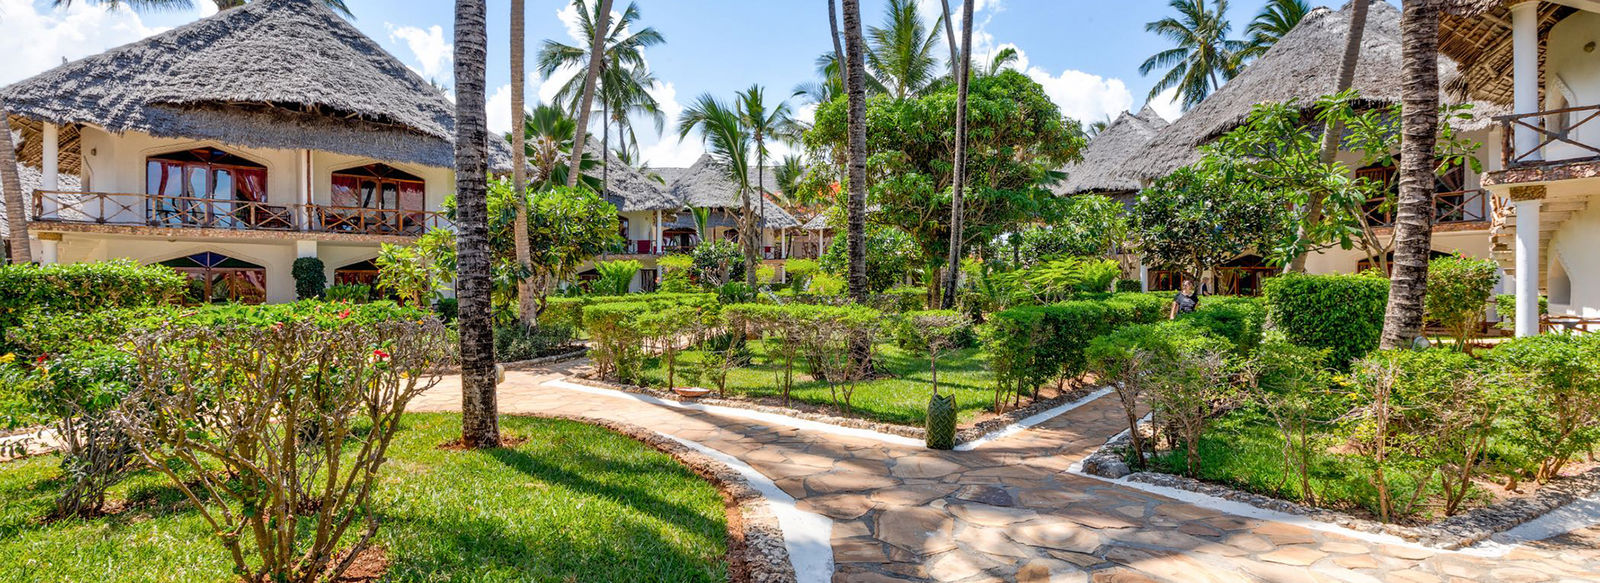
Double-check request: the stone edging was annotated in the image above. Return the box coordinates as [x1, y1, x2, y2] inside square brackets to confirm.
[569, 374, 1098, 447]
[1079, 424, 1600, 549]
[516, 413, 797, 583]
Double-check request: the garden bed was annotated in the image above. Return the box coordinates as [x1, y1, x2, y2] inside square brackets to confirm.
[576, 340, 1102, 446]
[1079, 413, 1600, 549]
[0, 414, 759, 582]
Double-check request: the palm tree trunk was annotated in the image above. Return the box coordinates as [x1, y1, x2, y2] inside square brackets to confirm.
[757, 134, 767, 266]
[842, 0, 868, 305]
[941, 0, 973, 309]
[1380, 0, 1441, 350]
[454, 0, 499, 449]
[602, 100, 611, 195]
[1289, 0, 1369, 273]
[511, 0, 535, 326]
[829, 0, 848, 84]
[566, 0, 613, 187]
[741, 184, 758, 287]
[1, 111, 31, 264]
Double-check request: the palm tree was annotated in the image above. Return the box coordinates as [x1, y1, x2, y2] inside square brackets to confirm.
[976, 47, 1020, 77]
[454, 0, 499, 449]
[737, 85, 797, 267]
[1139, 0, 1246, 110]
[597, 66, 665, 191]
[1380, 0, 1442, 350]
[1236, 0, 1310, 63]
[1, 113, 28, 264]
[842, 0, 868, 305]
[537, 1, 661, 189]
[561, 0, 614, 188]
[678, 95, 756, 285]
[1085, 115, 1114, 138]
[521, 104, 603, 192]
[1288, 0, 1369, 273]
[940, 0, 973, 309]
[510, 0, 534, 325]
[866, 0, 944, 99]
[771, 155, 815, 210]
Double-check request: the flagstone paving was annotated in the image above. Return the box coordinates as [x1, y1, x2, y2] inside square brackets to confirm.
[410, 364, 1600, 583]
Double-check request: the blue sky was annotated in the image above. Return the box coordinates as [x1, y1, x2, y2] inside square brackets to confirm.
[2, 0, 1387, 167]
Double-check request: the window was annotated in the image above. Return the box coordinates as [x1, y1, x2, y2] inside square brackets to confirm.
[146, 148, 267, 229]
[331, 164, 425, 211]
[1215, 255, 1277, 297]
[334, 259, 381, 287]
[160, 252, 267, 305]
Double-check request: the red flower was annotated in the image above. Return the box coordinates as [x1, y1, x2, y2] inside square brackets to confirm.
[372, 349, 391, 360]
[35, 354, 48, 365]
[337, 309, 352, 320]
[272, 322, 285, 332]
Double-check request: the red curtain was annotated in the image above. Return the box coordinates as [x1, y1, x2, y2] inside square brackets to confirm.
[235, 168, 267, 203]
[332, 175, 360, 207]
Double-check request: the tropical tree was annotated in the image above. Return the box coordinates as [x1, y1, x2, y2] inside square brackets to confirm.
[510, 0, 534, 325]
[678, 94, 757, 286]
[1139, 0, 1246, 110]
[1, 113, 27, 264]
[597, 66, 665, 176]
[737, 85, 798, 259]
[866, 0, 945, 99]
[1287, 0, 1369, 273]
[842, 0, 869, 306]
[454, 0, 499, 449]
[1381, 0, 1443, 349]
[939, 0, 973, 309]
[561, 0, 613, 188]
[1236, 0, 1311, 63]
[521, 104, 603, 192]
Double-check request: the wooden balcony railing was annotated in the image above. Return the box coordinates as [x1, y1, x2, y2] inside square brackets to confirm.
[1362, 189, 1489, 227]
[32, 190, 450, 236]
[1541, 315, 1600, 335]
[1497, 104, 1600, 168]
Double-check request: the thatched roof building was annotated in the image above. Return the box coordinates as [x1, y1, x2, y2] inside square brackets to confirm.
[0, 0, 516, 172]
[1439, 1, 1577, 107]
[665, 155, 801, 229]
[1129, 1, 1503, 181]
[1054, 105, 1168, 196]
[592, 150, 680, 213]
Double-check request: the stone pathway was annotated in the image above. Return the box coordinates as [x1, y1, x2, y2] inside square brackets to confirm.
[410, 364, 1600, 583]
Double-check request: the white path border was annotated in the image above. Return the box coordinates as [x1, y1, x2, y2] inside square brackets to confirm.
[954, 387, 1116, 451]
[547, 380, 925, 447]
[664, 434, 835, 583]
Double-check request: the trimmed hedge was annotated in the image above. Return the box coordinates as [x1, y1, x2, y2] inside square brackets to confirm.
[0, 261, 187, 353]
[984, 293, 1170, 392]
[1263, 273, 1388, 368]
[1178, 296, 1266, 353]
[890, 309, 977, 350]
[543, 292, 717, 330]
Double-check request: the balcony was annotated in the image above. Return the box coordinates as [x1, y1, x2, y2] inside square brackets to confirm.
[32, 190, 451, 237]
[1360, 189, 1490, 228]
[1497, 105, 1600, 169]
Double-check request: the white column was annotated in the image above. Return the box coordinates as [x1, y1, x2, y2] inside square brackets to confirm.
[298, 150, 313, 231]
[1512, 1, 1542, 163]
[40, 123, 59, 218]
[1514, 198, 1541, 337]
[653, 209, 662, 254]
[1139, 263, 1150, 293]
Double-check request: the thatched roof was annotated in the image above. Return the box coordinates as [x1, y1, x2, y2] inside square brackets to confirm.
[593, 149, 680, 212]
[1, 165, 81, 238]
[665, 155, 800, 229]
[1439, 1, 1576, 107]
[802, 212, 831, 231]
[0, 0, 516, 172]
[1054, 105, 1168, 195]
[1129, 1, 1504, 181]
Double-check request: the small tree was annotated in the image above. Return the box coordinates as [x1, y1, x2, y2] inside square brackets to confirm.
[594, 259, 642, 295]
[637, 305, 703, 390]
[1246, 340, 1336, 504]
[658, 255, 697, 292]
[1424, 255, 1498, 353]
[1488, 334, 1600, 485]
[691, 240, 744, 287]
[291, 257, 327, 300]
[117, 312, 452, 583]
[376, 236, 452, 307]
[26, 347, 141, 518]
[1132, 166, 1292, 288]
[1087, 324, 1175, 470]
[1145, 328, 1237, 477]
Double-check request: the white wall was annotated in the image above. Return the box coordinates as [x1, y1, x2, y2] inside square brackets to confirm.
[1543, 11, 1600, 162]
[1549, 202, 1600, 317]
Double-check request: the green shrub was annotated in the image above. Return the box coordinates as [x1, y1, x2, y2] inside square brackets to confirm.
[874, 287, 927, 313]
[542, 293, 716, 330]
[1494, 294, 1548, 331]
[691, 240, 744, 287]
[1087, 320, 1231, 470]
[1179, 296, 1266, 353]
[1115, 279, 1142, 293]
[291, 257, 327, 300]
[582, 302, 654, 383]
[891, 310, 977, 350]
[657, 255, 697, 293]
[1262, 273, 1388, 368]
[1487, 333, 1600, 483]
[593, 260, 642, 296]
[985, 293, 1170, 404]
[434, 297, 459, 323]
[808, 273, 845, 295]
[1424, 255, 1498, 352]
[495, 323, 578, 362]
[0, 260, 185, 353]
[325, 283, 372, 303]
[784, 259, 820, 292]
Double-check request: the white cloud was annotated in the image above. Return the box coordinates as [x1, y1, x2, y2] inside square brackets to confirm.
[639, 80, 703, 168]
[0, 0, 202, 86]
[386, 23, 452, 80]
[486, 84, 512, 136]
[995, 44, 1133, 127]
[1147, 87, 1184, 122]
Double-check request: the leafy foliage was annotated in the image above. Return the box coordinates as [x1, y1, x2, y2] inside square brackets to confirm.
[0, 260, 185, 354]
[819, 226, 917, 293]
[1487, 334, 1600, 483]
[593, 260, 642, 296]
[1424, 255, 1498, 352]
[1262, 273, 1388, 368]
[690, 240, 745, 287]
[1132, 165, 1294, 283]
[291, 257, 326, 300]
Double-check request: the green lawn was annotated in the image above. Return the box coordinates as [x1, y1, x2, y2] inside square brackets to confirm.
[638, 339, 1001, 426]
[0, 414, 728, 583]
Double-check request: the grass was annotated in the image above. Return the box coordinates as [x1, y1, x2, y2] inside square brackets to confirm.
[0, 414, 728, 583]
[638, 339, 1002, 426]
[1148, 406, 1458, 522]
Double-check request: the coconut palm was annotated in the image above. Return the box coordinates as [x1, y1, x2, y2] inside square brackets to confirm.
[1139, 0, 1247, 110]
[1, 113, 27, 264]
[1288, 0, 1369, 273]
[560, 0, 613, 188]
[841, 0, 868, 304]
[678, 95, 756, 285]
[738, 85, 798, 263]
[1236, 0, 1311, 63]
[771, 155, 817, 210]
[1380, 0, 1442, 350]
[521, 104, 603, 192]
[976, 47, 1020, 77]
[867, 0, 945, 99]
[940, 0, 973, 309]
[510, 0, 534, 326]
[453, 0, 498, 448]
[597, 65, 665, 192]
